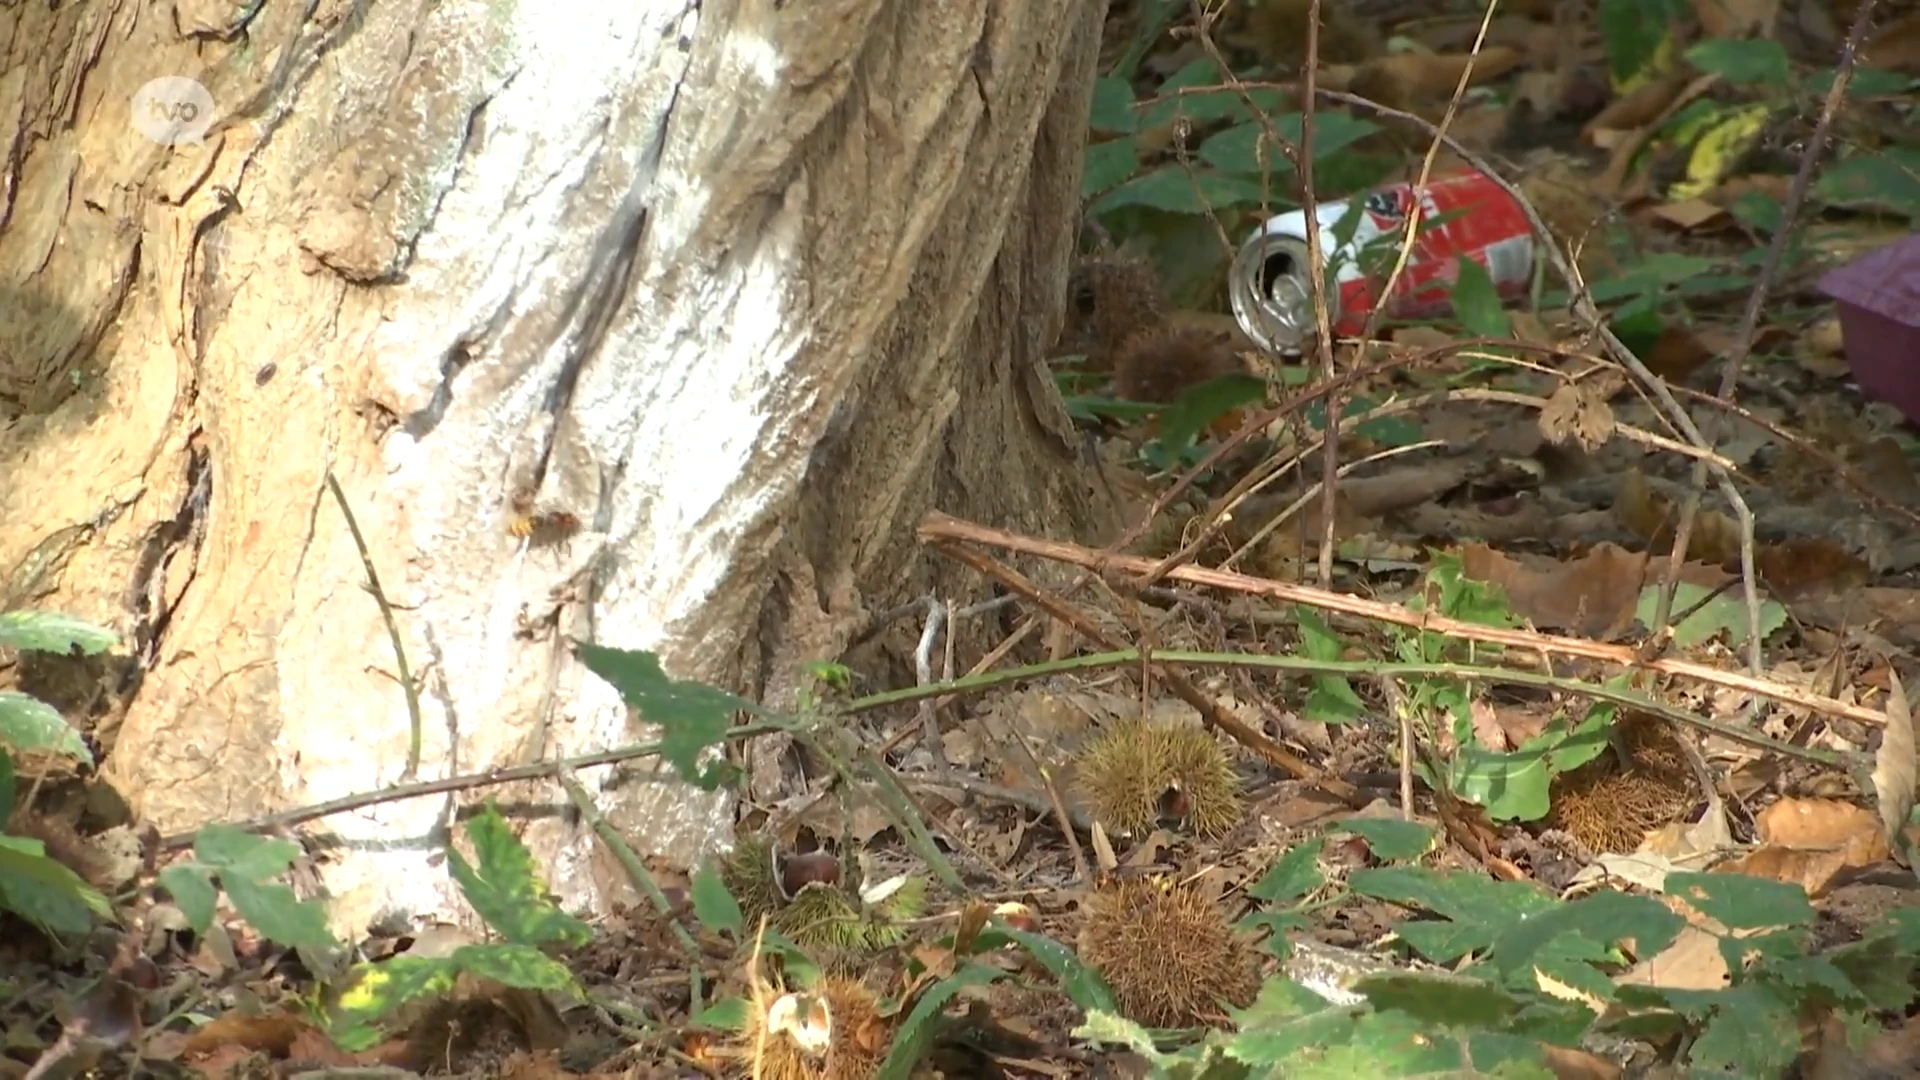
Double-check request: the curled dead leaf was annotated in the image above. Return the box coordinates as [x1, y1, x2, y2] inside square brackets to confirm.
[1872, 672, 1916, 849]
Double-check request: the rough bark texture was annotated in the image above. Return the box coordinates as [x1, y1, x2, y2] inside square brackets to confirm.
[0, 0, 1104, 931]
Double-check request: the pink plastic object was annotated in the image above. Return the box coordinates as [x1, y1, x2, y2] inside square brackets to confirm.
[1816, 234, 1920, 426]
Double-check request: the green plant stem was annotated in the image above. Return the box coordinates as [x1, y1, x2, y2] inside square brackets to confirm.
[324, 473, 423, 782]
[842, 650, 1848, 767]
[555, 767, 701, 959]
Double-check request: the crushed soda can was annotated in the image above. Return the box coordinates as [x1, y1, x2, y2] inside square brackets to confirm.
[1227, 169, 1536, 355]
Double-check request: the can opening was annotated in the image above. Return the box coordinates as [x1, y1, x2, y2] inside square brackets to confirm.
[1257, 250, 1297, 302]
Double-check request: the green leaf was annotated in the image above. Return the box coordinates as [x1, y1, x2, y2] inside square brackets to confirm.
[1806, 66, 1913, 97]
[987, 925, 1118, 1014]
[193, 825, 301, 883]
[1451, 741, 1553, 822]
[575, 644, 752, 790]
[1250, 839, 1325, 904]
[0, 611, 118, 655]
[445, 802, 591, 948]
[1082, 137, 1139, 199]
[1089, 76, 1137, 134]
[0, 692, 92, 764]
[1486, 889, 1684, 978]
[1449, 255, 1511, 339]
[1635, 582, 1786, 647]
[1667, 871, 1813, 932]
[1687, 983, 1801, 1075]
[158, 864, 219, 933]
[1341, 819, 1437, 863]
[1351, 969, 1528, 1028]
[1135, 61, 1294, 131]
[330, 955, 461, 1052]
[0, 836, 110, 936]
[689, 995, 751, 1032]
[1072, 1009, 1162, 1056]
[0, 751, 13, 813]
[1817, 152, 1920, 219]
[690, 860, 743, 938]
[1088, 166, 1271, 217]
[1348, 865, 1560, 962]
[1197, 113, 1380, 175]
[223, 874, 340, 953]
[876, 962, 1003, 1080]
[1296, 608, 1365, 724]
[1149, 373, 1267, 450]
[1597, 0, 1679, 83]
[451, 942, 580, 992]
[1683, 38, 1789, 87]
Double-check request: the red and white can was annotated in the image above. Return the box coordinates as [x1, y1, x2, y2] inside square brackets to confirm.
[1227, 170, 1535, 355]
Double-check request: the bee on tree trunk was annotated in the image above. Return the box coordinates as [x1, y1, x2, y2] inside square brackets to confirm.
[507, 489, 583, 553]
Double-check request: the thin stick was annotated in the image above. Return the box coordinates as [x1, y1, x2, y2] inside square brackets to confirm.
[324, 473, 423, 782]
[1651, 0, 1882, 649]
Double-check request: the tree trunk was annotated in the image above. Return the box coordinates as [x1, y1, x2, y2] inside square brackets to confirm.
[0, 0, 1107, 932]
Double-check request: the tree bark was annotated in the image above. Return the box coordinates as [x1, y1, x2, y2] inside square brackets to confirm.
[0, 0, 1106, 931]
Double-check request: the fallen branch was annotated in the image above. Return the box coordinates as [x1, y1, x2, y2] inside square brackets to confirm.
[918, 510, 1888, 730]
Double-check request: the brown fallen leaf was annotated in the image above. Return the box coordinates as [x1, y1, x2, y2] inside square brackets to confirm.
[1863, 11, 1920, 72]
[1538, 376, 1621, 453]
[1650, 198, 1728, 231]
[1873, 673, 1915, 848]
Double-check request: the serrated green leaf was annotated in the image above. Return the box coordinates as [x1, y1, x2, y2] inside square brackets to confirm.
[575, 644, 750, 790]
[1450, 255, 1512, 338]
[1666, 871, 1813, 931]
[159, 864, 219, 933]
[1341, 819, 1437, 863]
[1349, 865, 1560, 962]
[0, 836, 109, 936]
[1197, 113, 1380, 176]
[1752, 953, 1863, 1008]
[1082, 137, 1139, 199]
[0, 692, 92, 764]
[330, 955, 462, 1051]
[989, 925, 1118, 1014]
[1687, 983, 1800, 1075]
[446, 803, 591, 949]
[1072, 1009, 1160, 1055]
[223, 874, 339, 952]
[193, 825, 301, 882]
[451, 942, 580, 992]
[1486, 889, 1683, 978]
[1089, 166, 1271, 217]
[876, 962, 1002, 1080]
[1089, 76, 1137, 134]
[1684, 38, 1789, 86]
[1250, 839, 1324, 904]
[690, 860, 743, 938]
[0, 611, 118, 655]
